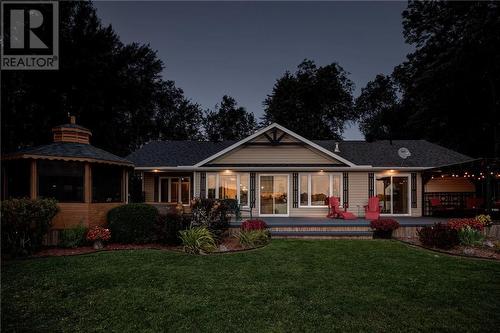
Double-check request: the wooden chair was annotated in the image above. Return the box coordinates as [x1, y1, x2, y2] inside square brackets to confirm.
[364, 197, 380, 220]
[327, 197, 357, 220]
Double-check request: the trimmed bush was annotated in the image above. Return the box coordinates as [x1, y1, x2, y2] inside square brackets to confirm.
[179, 227, 217, 254]
[1, 198, 59, 256]
[241, 219, 268, 231]
[59, 223, 87, 248]
[369, 219, 400, 239]
[238, 229, 270, 248]
[107, 204, 158, 243]
[155, 213, 190, 245]
[417, 223, 459, 249]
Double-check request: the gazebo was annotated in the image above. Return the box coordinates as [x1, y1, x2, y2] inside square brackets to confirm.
[1, 117, 134, 237]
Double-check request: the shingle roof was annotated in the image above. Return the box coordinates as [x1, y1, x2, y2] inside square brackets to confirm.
[5, 142, 133, 166]
[127, 139, 473, 168]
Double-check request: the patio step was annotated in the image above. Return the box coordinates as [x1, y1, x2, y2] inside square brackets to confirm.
[270, 230, 373, 239]
[269, 225, 372, 232]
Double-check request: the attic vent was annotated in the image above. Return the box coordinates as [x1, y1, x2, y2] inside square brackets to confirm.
[334, 142, 340, 153]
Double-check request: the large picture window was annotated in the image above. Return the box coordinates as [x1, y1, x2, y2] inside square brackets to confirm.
[92, 165, 123, 203]
[38, 160, 84, 202]
[205, 173, 250, 206]
[299, 173, 342, 207]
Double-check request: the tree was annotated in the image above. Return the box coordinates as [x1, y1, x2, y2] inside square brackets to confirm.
[262, 60, 355, 140]
[355, 74, 409, 141]
[1, 1, 203, 156]
[363, 1, 500, 157]
[204, 95, 257, 141]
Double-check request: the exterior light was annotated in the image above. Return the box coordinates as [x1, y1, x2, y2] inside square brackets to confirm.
[153, 169, 159, 172]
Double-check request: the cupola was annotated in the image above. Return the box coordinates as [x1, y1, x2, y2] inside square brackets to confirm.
[51, 116, 92, 144]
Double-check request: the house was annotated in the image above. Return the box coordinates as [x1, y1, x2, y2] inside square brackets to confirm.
[127, 123, 479, 218]
[1, 117, 134, 232]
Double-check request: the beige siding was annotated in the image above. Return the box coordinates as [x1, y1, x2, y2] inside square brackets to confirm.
[346, 172, 369, 217]
[144, 172, 155, 202]
[211, 146, 342, 165]
[425, 178, 475, 193]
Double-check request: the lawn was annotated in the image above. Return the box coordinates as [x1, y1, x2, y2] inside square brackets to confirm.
[2, 240, 499, 332]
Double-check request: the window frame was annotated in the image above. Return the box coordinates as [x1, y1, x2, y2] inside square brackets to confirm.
[205, 172, 250, 207]
[159, 176, 191, 205]
[298, 173, 343, 208]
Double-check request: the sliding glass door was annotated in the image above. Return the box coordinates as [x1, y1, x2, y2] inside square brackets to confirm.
[259, 175, 288, 216]
[375, 174, 410, 215]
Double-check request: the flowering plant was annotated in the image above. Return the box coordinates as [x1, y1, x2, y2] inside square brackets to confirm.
[447, 218, 484, 231]
[241, 219, 268, 231]
[370, 219, 400, 231]
[475, 214, 493, 227]
[86, 226, 111, 242]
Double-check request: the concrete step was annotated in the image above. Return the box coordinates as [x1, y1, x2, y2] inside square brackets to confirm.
[270, 230, 373, 239]
[269, 225, 371, 232]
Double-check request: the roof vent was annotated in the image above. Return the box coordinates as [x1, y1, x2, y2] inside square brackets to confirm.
[52, 116, 92, 144]
[334, 142, 340, 153]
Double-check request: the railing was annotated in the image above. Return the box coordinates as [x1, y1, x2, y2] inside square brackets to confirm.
[423, 192, 475, 216]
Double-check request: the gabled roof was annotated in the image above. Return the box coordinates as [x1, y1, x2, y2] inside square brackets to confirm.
[127, 124, 474, 169]
[3, 142, 134, 166]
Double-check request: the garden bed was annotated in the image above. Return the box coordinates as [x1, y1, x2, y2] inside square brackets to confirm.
[400, 238, 500, 260]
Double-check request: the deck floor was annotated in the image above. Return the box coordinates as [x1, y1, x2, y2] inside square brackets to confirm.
[230, 216, 447, 227]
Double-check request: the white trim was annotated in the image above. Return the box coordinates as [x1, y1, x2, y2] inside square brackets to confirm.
[193, 123, 359, 167]
[298, 173, 343, 208]
[205, 172, 250, 207]
[258, 174, 290, 217]
[375, 173, 411, 216]
[135, 166, 431, 172]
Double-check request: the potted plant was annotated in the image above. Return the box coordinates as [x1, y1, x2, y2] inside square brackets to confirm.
[370, 219, 400, 239]
[86, 226, 111, 249]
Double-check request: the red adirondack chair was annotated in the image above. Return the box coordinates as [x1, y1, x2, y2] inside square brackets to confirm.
[327, 197, 357, 220]
[364, 196, 380, 220]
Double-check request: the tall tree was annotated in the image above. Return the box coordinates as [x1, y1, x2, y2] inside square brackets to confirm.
[361, 1, 500, 157]
[355, 74, 409, 141]
[1, 1, 202, 156]
[262, 60, 355, 140]
[204, 95, 257, 141]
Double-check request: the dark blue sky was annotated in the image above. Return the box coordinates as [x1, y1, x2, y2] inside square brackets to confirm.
[94, 1, 413, 140]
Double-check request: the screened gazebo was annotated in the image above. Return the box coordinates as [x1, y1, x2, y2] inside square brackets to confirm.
[1, 117, 134, 232]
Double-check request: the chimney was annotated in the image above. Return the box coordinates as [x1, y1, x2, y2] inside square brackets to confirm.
[334, 142, 340, 153]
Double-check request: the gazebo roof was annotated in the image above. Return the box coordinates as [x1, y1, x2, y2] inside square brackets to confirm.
[3, 142, 134, 167]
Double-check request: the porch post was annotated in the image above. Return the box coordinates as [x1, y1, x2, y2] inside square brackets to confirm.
[30, 159, 37, 199]
[84, 163, 91, 203]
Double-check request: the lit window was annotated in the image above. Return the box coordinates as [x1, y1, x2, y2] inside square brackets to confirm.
[300, 175, 308, 206]
[311, 174, 329, 206]
[219, 175, 237, 199]
[299, 173, 342, 207]
[207, 174, 217, 199]
[240, 174, 249, 206]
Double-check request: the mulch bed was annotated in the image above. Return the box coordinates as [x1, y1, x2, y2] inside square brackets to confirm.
[28, 236, 249, 258]
[399, 238, 500, 260]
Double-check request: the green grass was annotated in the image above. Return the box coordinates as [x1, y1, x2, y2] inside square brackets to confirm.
[2, 240, 499, 332]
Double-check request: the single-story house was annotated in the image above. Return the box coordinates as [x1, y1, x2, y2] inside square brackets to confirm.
[127, 123, 480, 218]
[1, 117, 134, 233]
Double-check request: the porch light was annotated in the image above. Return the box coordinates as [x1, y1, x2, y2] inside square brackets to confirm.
[153, 169, 160, 173]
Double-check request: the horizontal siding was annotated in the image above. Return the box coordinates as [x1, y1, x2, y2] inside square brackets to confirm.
[424, 178, 475, 193]
[347, 172, 369, 217]
[211, 146, 342, 165]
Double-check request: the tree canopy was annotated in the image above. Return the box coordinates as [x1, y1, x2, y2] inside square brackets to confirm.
[357, 1, 500, 158]
[1, 1, 203, 156]
[204, 95, 257, 142]
[262, 60, 355, 140]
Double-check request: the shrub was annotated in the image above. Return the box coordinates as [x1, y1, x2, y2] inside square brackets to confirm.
[191, 198, 230, 240]
[155, 213, 190, 245]
[86, 226, 111, 242]
[107, 204, 158, 243]
[417, 223, 459, 249]
[1, 198, 59, 256]
[447, 218, 484, 231]
[241, 219, 268, 231]
[179, 227, 217, 254]
[475, 214, 493, 227]
[238, 229, 270, 248]
[59, 223, 87, 248]
[457, 226, 484, 246]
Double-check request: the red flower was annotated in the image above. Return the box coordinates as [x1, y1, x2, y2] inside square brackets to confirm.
[370, 219, 400, 231]
[447, 218, 484, 231]
[241, 219, 268, 231]
[86, 226, 111, 241]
